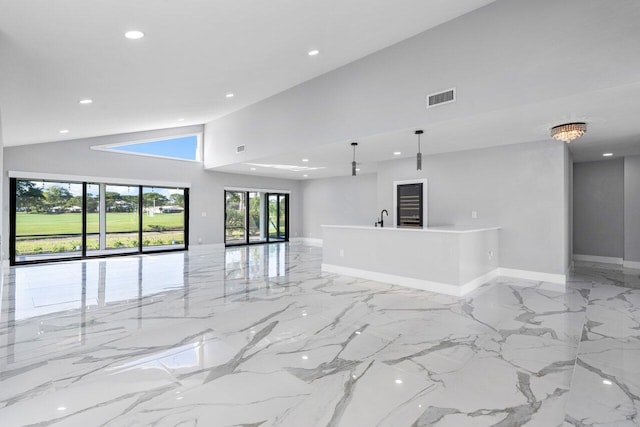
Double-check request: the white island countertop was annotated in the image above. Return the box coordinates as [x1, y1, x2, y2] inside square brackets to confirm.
[321, 224, 501, 234]
[321, 224, 501, 296]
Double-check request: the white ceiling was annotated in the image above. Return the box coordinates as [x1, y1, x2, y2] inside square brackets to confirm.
[2, 0, 640, 181]
[0, 0, 495, 146]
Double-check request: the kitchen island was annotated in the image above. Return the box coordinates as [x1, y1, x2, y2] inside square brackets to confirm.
[321, 225, 500, 296]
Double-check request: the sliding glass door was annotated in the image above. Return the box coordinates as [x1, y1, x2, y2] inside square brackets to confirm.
[142, 186, 186, 252]
[225, 191, 247, 244]
[248, 192, 264, 243]
[10, 178, 189, 265]
[268, 194, 288, 242]
[105, 185, 139, 254]
[224, 191, 288, 246]
[13, 180, 84, 261]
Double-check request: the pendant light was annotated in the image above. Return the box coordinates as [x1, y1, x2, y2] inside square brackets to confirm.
[351, 142, 358, 176]
[415, 130, 423, 171]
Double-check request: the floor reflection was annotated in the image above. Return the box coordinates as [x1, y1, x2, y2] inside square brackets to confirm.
[224, 243, 288, 281]
[0, 252, 189, 366]
[0, 244, 291, 367]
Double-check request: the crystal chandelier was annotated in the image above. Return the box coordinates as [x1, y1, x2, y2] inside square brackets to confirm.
[550, 122, 587, 143]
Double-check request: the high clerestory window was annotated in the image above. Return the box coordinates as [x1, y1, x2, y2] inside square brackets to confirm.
[92, 134, 201, 161]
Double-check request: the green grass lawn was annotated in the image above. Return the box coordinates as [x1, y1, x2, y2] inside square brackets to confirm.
[16, 231, 185, 255]
[16, 212, 184, 236]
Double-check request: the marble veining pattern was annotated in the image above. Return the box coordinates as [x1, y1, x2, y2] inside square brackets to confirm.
[0, 246, 638, 426]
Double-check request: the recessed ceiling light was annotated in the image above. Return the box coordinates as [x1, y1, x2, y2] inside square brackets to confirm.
[57, 407, 67, 411]
[79, 99, 93, 105]
[250, 167, 256, 171]
[301, 355, 309, 360]
[226, 93, 234, 98]
[603, 153, 613, 157]
[59, 129, 69, 134]
[395, 379, 403, 384]
[124, 30, 145, 40]
[303, 174, 308, 177]
[602, 379, 613, 385]
[308, 49, 320, 56]
[301, 158, 309, 162]
[393, 151, 401, 156]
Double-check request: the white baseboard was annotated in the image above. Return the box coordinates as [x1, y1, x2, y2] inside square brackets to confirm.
[321, 263, 570, 295]
[460, 269, 501, 295]
[291, 237, 323, 247]
[321, 264, 499, 297]
[623, 260, 640, 269]
[188, 243, 225, 253]
[498, 267, 566, 287]
[573, 254, 623, 265]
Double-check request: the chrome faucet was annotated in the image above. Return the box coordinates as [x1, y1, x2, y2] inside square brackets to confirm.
[376, 209, 389, 227]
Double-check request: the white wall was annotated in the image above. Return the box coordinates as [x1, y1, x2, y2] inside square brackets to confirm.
[204, 0, 640, 168]
[625, 156, 640, 263]
[375, 140, 568, 275]
[2, 126, 302, 261]
[573, 159, 625, 259]
[300, 173, 377, 240]
[0, 109, 3, 261]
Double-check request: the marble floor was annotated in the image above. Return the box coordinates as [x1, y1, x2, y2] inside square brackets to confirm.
[0, 244, 638, 427]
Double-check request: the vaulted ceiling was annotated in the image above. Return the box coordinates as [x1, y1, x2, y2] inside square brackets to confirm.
[0, 0, 495, 146]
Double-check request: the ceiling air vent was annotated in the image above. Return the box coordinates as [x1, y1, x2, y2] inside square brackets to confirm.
[427, 88, 456, 109]
[236, 144, 245, 153]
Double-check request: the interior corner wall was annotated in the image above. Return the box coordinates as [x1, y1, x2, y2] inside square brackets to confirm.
[624, 155, 640, 263]
[2, 126, 302, 262]
[376, 140, 568, 275]
[300, 173, 377, 240]
[0, 109, 4, 263]
[572, 158, 625, 259]
[565, 144, 573, 271]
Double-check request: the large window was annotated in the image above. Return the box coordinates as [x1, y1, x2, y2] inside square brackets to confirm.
[10, 178, 188, 265]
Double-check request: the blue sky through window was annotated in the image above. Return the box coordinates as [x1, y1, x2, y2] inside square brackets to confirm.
[109, 135, 198, 160]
